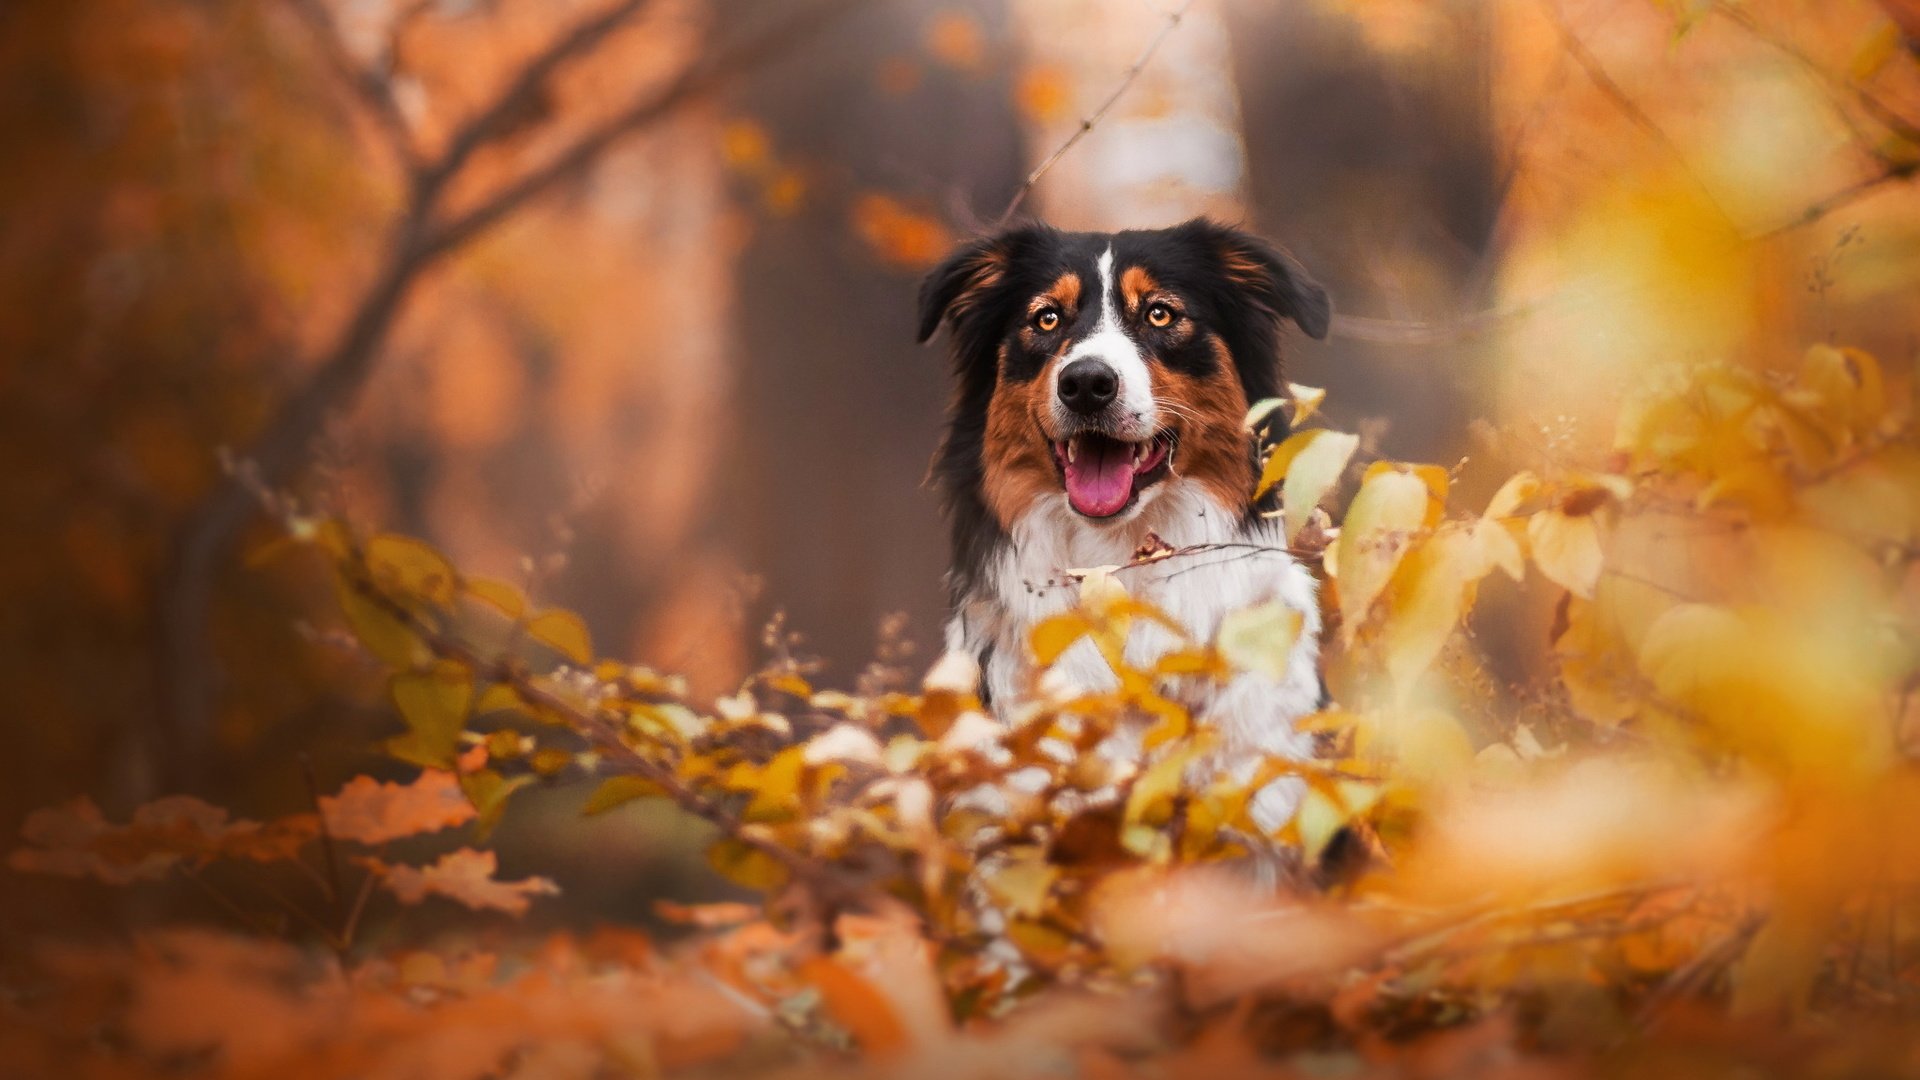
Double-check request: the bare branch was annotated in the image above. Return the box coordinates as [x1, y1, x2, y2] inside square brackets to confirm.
[995, 0, 1196, 227]
[1759, 161, 1918, 237]
[413, 0, 654, 206]
[283, 0, 420, 171]
[153, 0, 870, 791]
[1536, 0, 1732, 224]
[1329, 307, 1531, 347]
[426, 0, 868, 257]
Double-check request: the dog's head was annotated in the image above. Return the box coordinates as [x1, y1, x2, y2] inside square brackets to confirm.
[919, 219, 1329, 528]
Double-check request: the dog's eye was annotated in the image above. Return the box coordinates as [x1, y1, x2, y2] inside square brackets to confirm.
[1033, 308, 1061, 332]
[1145, 302, 1176, 328]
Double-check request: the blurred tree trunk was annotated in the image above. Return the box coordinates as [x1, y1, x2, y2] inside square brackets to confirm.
[726, 0, 1024, 678]
[1223, 1, 1501, 464]
[1006, 0, 1251, 227]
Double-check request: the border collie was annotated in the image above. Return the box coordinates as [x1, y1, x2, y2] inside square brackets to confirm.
[917, 219, 1331, 831]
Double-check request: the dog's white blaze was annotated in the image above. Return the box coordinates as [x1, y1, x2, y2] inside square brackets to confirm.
[1052, 244, 1156, 440]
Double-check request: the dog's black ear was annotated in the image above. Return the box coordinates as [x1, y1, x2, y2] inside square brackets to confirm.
[916, 229, 1036, 343]
[1181, 219, 1331, 340]
[917, 236, 1005, 343]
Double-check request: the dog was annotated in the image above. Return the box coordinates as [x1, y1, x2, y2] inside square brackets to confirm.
[916, 218, 1331, 832]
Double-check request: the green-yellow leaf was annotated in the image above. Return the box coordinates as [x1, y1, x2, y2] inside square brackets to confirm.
[366, 534, 457, 606]
[1216, 602, 1304, 682]
[464, 576, 526, 619]
[982, 845, 1058, 919]
[583, 775, 667, 815]
[526, 609, 592, 665]
[458, 768, 534, 839]
[334, 572, 426, 669]
[390, 661, 472, 768]
[708, 838, 790, 892]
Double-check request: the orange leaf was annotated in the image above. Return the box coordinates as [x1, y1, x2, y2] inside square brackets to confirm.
[320, 769, 476, 845]
[366, 848, 558, 915]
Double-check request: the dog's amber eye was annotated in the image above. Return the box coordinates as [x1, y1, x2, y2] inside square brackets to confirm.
[1145, 302, 1175, 328]
[1033, 308, 1060, 332]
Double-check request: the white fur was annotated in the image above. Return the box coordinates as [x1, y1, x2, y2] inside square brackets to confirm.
[945, 481, 1321, 832]
[1050, 245, 1156, 441]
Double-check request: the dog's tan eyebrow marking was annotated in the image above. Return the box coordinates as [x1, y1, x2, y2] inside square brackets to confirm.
[1120, 265, 1162, 315]
[1032, 271, 1081, 313]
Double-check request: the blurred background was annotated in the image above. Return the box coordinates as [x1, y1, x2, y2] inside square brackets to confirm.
[4, 0, 1916, 926]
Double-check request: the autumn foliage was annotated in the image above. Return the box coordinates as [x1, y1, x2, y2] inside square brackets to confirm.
[9, 0, 1920, 1077]
[9, 333, 1920, 1075]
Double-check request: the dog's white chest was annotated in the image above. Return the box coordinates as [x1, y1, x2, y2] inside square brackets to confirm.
[947, 481, 1323, 787]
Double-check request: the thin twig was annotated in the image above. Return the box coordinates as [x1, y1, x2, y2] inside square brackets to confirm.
[340, 871, 379, 951]
[1758, 161, 1918, 238]
[300, 754, 345, 911]
[181, 866, 283, 939]
[996, 0, 1196, 226]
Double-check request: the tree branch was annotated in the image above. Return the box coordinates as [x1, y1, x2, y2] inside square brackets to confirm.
[411, 0, 655, 207]
[152, 0, 869, 792]
[995, 0, 1196, 227]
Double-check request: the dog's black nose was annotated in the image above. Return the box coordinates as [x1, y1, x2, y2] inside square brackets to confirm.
[1057, 359, 1118, 415]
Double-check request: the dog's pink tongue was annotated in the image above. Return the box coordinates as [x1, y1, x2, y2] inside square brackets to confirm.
[1064, 439, 1134, 517]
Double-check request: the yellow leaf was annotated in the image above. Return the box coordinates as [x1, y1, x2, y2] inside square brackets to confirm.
[1527, 509, 1604, 598]
[1483, 470, 1541, 519]
[526, 609, 592, 665]
[463, 576, 525, 618]
[744, 747, 807, 822]
[1287, 382, 1327, 427]
[1030, 611, 1092, 666]
[1388, 708, 1475, 787]
[457, 768, 534, 839]
[1334, 467, 1430, 639]
[583, 775, 665, 815]
[1215, 602, 1304, 682]
[333, 571, 425, 668]
[983, 846, 1059, 919]
[1553, 596, 1640, 727]
[708, 838, 790, 891]
[390, 661, 472, 768]
[474, 682, 522, 715]
[1243, 397, 1287, 433]
[1472, 518, 1525, 582]
[366, 534, 457, 606]
[1294, 788, 1346, 862]
[1381, 530, 1486, 704]
[1281, 430, 1360, 542]
[1364, 461, 1449, 526]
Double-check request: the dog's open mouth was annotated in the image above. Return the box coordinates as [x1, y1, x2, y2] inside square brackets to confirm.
[1049, 431, 1175, 518]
